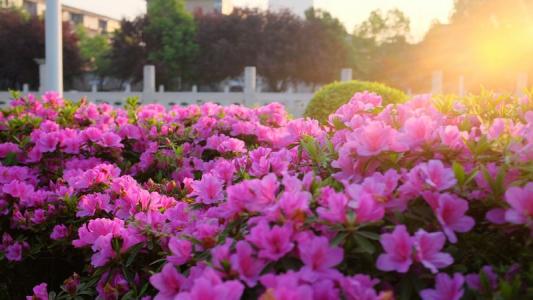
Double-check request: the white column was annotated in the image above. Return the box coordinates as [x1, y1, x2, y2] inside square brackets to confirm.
[340, 68, 353, 82]
[124, 83, 131, 92]
[431, 70, 443, 94]
[45, 0, 63, 94]
[516, 72, 528, 97]
[244, 66, 256, 106]
[158, 84, 165, 93]
[143, 65, 156, 93]
[22, 84, 30, 93]
[91, 84, 97, 93]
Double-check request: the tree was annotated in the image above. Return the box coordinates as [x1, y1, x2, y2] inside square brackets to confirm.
[145, 0, 198, 86]
[296, 8, 353, 88]
[193, 8, 263, 86]
[76, 26, 111, 82]
[0, 8, 82, 90]
[104, 16, 148, 85]
[354, 9, 411, 45]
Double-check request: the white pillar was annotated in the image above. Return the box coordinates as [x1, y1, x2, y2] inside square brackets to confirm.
[244, 66, 256, 106]
[158, 84, 165, 93]
[45, 0, 63, 94]
[224, 85, 230, 93]
[340, 68, 353, 82]
[458, 75, 465, 97]
[124, 83, 131, 92]
[143, 65, 156, 93]
[516, 72, 528, 97]
[91, 84, 97, 93]
[192, 85, 198, 93]
[431, 70, 443, 94]
[35, 59, 46, 92]
[22, 84, 30, 93]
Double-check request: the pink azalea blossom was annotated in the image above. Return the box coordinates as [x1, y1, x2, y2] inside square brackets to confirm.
[50, 224, 69, 240]
[298, 235, 343, 281]
[247, 221, 294, 261]
[26, 283, 48, 300]
[150, 263, 186, 300]
[168, 237, 193, 266]
[376, 225, 413, 273]
[420, 273, 464, 300]
[435, 193, 475, 243]
[413, 230, 453, 273]
[230, 241, 265, 287]
[189, 174, 224, 205]
[504, 183, 533, 229]
[420, 160, 457, 191]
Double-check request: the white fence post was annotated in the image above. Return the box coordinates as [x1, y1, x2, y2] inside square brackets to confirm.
[124, 83, 131, 93]
[91, 84, 98, 93]
[458, 75, 465, 97]
[516, 72, 528, 97]
[35, 59, 46, 93]
[192, 85, 198, 93]
[224, 85, 230, 93]
[158, 84, 165, 93]
[431, 70, 443, 94]
[244, 66, 256, 106]
[143, 65, 156, 93]
[340, 68, 353, 82]
[22, 84, 29, 93]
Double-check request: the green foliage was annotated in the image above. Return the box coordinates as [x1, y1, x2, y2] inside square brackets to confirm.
[304, 80, 408, 123]
[146, 0, 198, 81]
[75, 26, 111, 76]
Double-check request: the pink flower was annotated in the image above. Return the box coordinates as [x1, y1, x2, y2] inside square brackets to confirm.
[420, 273, 464, 300]
[168, 237, 193, 266]
[247, 221, 294, 261]
[150, 263, 186, 300]
[420, 160, 457, 191]
[189, 174, 224, 205]
[376, 225, 413, 273]
[347, 121, 398, 156]
[504, 183, 533, 228]
[26, 283, 48, 300]
[298, 235, 343, 279]
[77, 193, 111, 217]
[413, 230, 453, 273]
[277, 191, 311, 219]
[36, 132, 60, 153]
[434, 194, 475, 243]
[6, 242, 24, 261]
[400, 116, 437, 148]
[347, 193, 385, 224]
[50, 224, 68, 240]
[97, 132, 124, 148]
[317, 190, 348, 224]
[180, 275, 244, 300]
[230, 241, 265, 287]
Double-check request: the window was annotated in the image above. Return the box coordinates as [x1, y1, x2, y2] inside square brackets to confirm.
[70, 12, 84, 25]
[98, 19, 108, 33]
[23, 1, 38, 16]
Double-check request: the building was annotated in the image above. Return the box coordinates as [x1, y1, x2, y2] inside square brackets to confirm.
[269, 0, 314, 17]
[1, 0, 120, 35]
[185, 0, 233, 15]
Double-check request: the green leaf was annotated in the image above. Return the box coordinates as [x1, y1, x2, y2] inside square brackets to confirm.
[353, 234, 375, 254]
[452, 161, 466, 185]
[331, 232, 348, 246]
[125, 243, 144, 267]
[357, 231, 380, 241]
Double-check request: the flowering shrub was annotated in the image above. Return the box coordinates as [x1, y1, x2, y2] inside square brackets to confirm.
[0, 91, 532, 299]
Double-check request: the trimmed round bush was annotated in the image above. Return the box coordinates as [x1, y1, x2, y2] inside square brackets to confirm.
[304, 80, 408, 123]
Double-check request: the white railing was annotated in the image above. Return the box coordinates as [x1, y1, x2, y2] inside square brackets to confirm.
[0, 91, 314, 117]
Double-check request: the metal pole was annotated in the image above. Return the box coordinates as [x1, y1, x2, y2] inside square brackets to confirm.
[45, 0, 63, 94]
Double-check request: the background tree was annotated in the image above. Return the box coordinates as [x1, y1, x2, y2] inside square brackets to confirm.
[104, 16, 148, 86]
[145, 0, 198, 87]
[0, 8, 82, 90]
[193, 8, 263, 86]
[296, 8, 353, 89]
[76, 26, 111, 87]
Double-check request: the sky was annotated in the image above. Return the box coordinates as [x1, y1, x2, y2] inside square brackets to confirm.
[62, 0, 455, 41]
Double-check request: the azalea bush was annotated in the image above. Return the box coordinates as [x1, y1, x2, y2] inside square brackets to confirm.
[0, 90, 532, 300]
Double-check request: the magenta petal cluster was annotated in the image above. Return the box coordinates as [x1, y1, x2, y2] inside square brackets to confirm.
[377, 225, 453, 273]
[1, 92, 532, 299]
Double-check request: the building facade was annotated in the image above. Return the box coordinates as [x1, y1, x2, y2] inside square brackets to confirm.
[1, 0, 120, 35]
[185, 0, 233, 15]
[268, 0, 315, 17]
